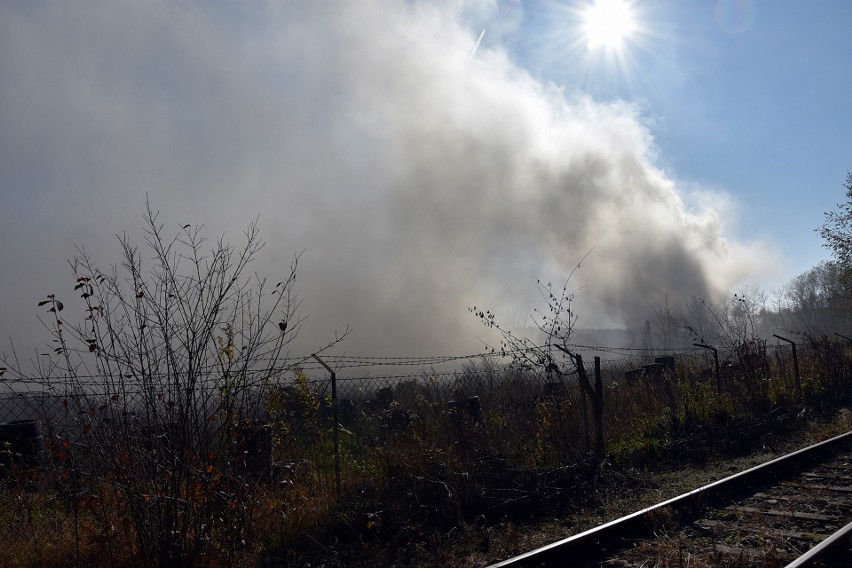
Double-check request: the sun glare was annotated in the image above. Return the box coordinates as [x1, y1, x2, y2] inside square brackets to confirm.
[582, 0, 635, 51]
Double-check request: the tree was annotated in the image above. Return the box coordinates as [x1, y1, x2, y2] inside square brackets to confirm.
[470, 255, 605, 462]
[650, 295, 689, 351]
[817, 171, 852, 270]
[781, 261, 852, 335]
[2, 203, 347, 566]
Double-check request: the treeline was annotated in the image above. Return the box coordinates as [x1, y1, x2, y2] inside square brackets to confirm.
[629, 261, 852, 353]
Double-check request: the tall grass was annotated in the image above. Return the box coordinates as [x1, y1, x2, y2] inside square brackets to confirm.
[0, 335, 849, 566]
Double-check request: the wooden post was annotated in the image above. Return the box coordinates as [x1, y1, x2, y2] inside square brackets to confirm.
[573, 354, 604, 459]
[580, 371, 590, 452]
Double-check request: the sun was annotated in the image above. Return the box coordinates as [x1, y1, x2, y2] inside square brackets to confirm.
[582, 0, 636, 51]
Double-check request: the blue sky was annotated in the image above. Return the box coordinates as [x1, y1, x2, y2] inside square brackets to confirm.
[485, 0, 852, 280]
[1, 0, 850, 355]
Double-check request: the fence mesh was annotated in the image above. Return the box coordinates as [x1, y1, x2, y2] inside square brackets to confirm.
[0, 340, 840, 469]
[0, 337, 849, 564]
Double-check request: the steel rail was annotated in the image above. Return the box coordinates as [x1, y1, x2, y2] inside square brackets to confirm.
[783, 520, 852, 568]
[488, 430, 852, 568]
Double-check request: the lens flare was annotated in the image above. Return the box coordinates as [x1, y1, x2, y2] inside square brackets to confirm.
[714, 0, 757, 34]
[583, 0, 636, 51]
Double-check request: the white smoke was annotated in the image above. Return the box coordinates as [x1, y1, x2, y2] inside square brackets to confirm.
[0, 1, 778, 356]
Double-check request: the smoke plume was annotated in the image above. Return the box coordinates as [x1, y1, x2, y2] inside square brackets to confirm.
[0, 1, 778, 356]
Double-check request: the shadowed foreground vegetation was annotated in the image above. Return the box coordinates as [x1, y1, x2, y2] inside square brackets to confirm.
[0, 334, 850, 567]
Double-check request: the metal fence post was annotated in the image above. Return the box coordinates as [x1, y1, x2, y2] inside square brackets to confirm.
[694, 343, 720, 395]
[833, 332, 852, 345]
[312, 354, 340, 498]
[773, 335, 801, 399]
[593, 356, 604, 460]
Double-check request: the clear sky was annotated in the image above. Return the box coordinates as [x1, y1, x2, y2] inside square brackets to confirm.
[1, 0, 850, 355]
[488, 0, 852, 278]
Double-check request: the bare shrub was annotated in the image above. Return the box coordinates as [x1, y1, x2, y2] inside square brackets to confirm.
[2, 203, 346, 566]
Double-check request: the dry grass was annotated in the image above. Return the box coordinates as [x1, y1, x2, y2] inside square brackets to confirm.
[0, 478, 137, 568]
[1, 341, 850, 567]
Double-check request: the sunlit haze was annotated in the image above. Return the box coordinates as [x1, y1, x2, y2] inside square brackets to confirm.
[1, 0, 851, 356]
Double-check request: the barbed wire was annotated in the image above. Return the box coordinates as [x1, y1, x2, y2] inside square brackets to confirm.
[0, 339, 801, 388]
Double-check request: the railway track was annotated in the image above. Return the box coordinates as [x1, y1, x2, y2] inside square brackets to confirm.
[488, 430, 852, 567]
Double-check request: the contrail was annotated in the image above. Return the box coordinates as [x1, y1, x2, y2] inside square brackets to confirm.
[466, 29, 486, 64]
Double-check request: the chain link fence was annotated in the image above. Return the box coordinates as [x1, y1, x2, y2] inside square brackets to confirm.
[0, 336, 849, 565]
[1, 337, 844, 477]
